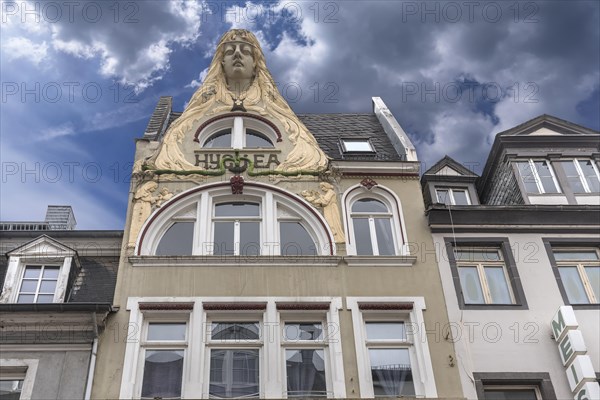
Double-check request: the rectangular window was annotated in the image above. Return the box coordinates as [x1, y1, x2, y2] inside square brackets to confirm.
[455, 248, 515, 305]
[483, 386, 541, 399]
[208, 321, 261, 399]
[435, 188, 471, 205]
[140, 321, 187, 399]
[364, 321, 415, 397]
[0, 380, 24, 399]
[341, 139, 375, 153]
[553, 249, 599, 304]
[560, 159, 600, 194]
[282, 322, 328, 398]
[17, 265, 60, 303]
[516, 160, 561, 194]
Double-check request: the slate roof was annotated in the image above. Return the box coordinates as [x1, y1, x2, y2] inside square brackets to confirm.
[144, 97, 404, 161]
[422, 155, 479, 177]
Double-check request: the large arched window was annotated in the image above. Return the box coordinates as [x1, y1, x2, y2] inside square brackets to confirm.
[343, 185, 408, 256]
[139, 183, 332, 256]
[199, 117, 276, 149]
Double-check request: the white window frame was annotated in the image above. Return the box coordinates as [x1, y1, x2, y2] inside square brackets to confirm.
[199, 117, 277, 149]
[553, 248, 600, 304]
[0, 359, 39, 400]
[340, 139, 375, 153]
[15, 264, 61, 304]
[435, 187, 471, 205]
[211, 198, 263, 257]
[483, 385, 542, 399]
[563, 159, 600, 193]
[455, 247, 516, 305]
[347, 297, 437, 398]
[139, 184, 334, 256]
[343, 184, 409, 256]
[0, 236, 77, 304]
[120, 297, 346, 400]
[516, 159, 561, 194]
[136, 316, 190, 399]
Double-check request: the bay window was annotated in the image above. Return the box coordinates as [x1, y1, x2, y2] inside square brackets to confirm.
[516, 160, 561, 194]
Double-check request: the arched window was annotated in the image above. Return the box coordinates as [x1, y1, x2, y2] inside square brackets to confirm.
[344, 185, 407, 256]
[199, 117, 275, 149]
[138, 183, 333, 256]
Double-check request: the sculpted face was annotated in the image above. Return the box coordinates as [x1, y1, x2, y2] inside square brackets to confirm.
[222, 42, 255, 84]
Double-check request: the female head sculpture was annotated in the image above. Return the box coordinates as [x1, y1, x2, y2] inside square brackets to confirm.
[149, 29, 329, 174]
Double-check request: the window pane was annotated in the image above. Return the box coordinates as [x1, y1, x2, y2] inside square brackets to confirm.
[484, 267, 512, 304]
[459, 267, 485, 304]
[210, 349, 259, 398]
[246, 130, 273, 148]
[215, 202, 260, 217]
[205, 130, 232, 148]
[516, 162, 539, 194]
[141, 350, 184, 399]
[352, 199, 388, 213]
[39, 280, 57, 294]
[455, 250, 501, 262]
[240, 222, 260, 256]
[36, 294, 54, 303]
[554, 251, 599, 261]
[353, 218, 373, 255]
[584, 266, 599, 302]
[214, 222, 235, 255]
[19, 280, 38, 293]
[147, 323, 186, 341]
[534, 161, 559, 193]
[374, 218, 395, 255]
[211, 323, 260, 340]
[484, 389, 538, 400]
[579, 160, 600, 192]
[280, 222, 317, 256]
[369, 348, 415, 397]
[366, 322, 406, 340]
[43, 267, 60, 279]
[0, 380, 23, 400]
[23, 266, 41, 279]
[284, 323, 323, 341]
[436, 189, 450, 205]
[452, 190, 470, 205]
[561, 161, 586, 193]
[17, 294, 35, 303]
[156, 222, 194, 256]
[343, 140, 373, 152]
[559, 267, 589, 304]
[286, 349, 327, 397]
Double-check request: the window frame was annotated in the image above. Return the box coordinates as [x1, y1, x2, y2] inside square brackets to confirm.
[199, 116, 276, 149]
[560, 158, 600, 194]
[343, 185, 408, 257]
[482, 385, 542, 399]
[445, 238, 528, 310]
[211, 199, 263, 257]
[473, 372, 557, 400]
[543, 238, 600, 309]
[435, 187, 472, 205]
[515, 159, 561, 194]
[0, 359, 39, 400]
[16, 264, 61, 304]
[340, 138, 375, 153]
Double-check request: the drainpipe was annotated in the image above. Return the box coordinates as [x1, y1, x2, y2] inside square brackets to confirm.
[84, 312, 100, 400]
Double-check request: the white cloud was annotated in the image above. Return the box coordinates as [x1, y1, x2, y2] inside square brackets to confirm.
[2, 37, 48, 65]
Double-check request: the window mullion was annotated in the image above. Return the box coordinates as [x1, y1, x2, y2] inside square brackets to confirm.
[233, 117, 244, 149]
[34, 265, 44, 302]
[478, 263, 492, 304]
[234, 221, 241, 256]
[577, 263, 597, 303]
[530, 160, 544, 194]
[573, 159, 591, 193]
[368, 217, 379, 256]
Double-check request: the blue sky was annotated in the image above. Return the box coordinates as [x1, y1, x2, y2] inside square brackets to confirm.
[1, 0, 599, 229]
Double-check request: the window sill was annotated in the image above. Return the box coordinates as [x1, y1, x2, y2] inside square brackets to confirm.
[566, 303, 600, 310]
[458, 303, 529, 310]
[129, 255, 342, 268]
[343, 255, 417, 267]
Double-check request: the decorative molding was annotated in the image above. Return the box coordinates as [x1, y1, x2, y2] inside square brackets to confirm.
[230, 175, 244, 194]
[129, 255, 342, 268]
[343, 255, 417, 267]
[358, 302, 414, 310]
[276, 302, 330, 310]
[360, 177, 378, 190]
[139, 303, 194, 311]
[203, 302, 267, 311]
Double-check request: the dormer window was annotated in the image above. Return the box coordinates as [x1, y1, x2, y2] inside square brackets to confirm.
[560, 159, 600, 193]
[17, 265, 60, 303]
[515, 160, 561, 194]
[435, 188, 471, 205]
[199, 117, 276, 149]
[341, 139, 375, 153]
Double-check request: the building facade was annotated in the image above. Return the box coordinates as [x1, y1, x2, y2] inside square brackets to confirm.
[0, 206, 121, 400]
[88, 29, 464, 399]
[422, 115, 600, 400]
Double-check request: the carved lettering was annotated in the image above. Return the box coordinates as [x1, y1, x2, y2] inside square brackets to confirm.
[254, 154, 265, 168]
[267, 154, 280, 167]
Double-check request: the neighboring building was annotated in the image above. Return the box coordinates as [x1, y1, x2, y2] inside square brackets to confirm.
[422, 115, 600, 400]
[0, 206, 122, 400]
[90, 29, 464, 399]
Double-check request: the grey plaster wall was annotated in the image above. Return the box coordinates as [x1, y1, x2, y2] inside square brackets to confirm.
[2, 349, 91, 400]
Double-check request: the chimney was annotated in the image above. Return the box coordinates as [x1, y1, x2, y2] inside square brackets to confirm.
[45, 205, 77, 230]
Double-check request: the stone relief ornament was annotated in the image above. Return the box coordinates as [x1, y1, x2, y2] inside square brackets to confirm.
[360, 177, 378, 190]
[144, 29, 328, 174]
[128, 182, 173, 247]
[301, 182, 345, 243]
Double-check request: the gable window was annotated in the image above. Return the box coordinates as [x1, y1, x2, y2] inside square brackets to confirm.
[436, 188, 471, 205]
[140, 184, 333, 257]
[515, 160, 561, 194]
[351, 198, 395, 256]
[341, 139, 374, 153]
[553, 249, 599, 304]
[200, 117, 275, 149]
[17, 265, 60, 303]
[560, 159, 600, 193]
